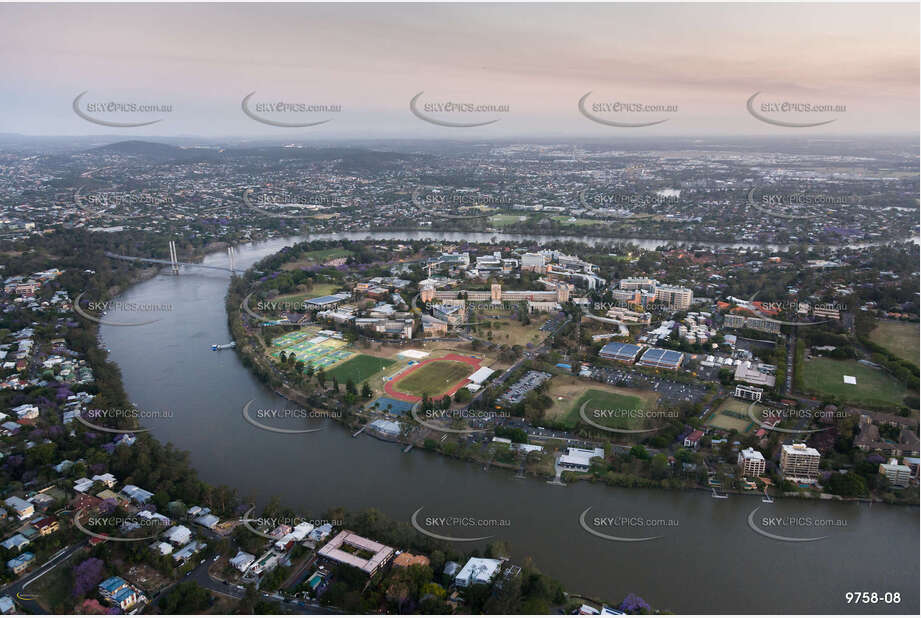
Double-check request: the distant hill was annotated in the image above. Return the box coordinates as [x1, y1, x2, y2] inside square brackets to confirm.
[89, 141, 420, 171]
[90, 140, 221, 162]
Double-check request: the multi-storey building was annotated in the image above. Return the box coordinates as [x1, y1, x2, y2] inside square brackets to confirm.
[738, 447, 766, 477]
[780, 443, 821, 482]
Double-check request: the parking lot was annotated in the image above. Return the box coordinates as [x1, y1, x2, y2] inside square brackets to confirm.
[499, 370, 553, 405]
[591, 366, 708, 404]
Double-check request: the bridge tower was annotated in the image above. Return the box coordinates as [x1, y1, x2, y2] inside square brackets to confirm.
[168, 240, 180, 275]
[227, 246, 236, 274]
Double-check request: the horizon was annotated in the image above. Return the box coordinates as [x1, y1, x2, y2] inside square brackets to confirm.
[0, 2, 917, 137]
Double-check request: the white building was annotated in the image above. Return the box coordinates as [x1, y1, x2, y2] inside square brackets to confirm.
[3, 496, 34, 520]
[738, 447, 766, 477]
[163, 525, 192, 546]
[454, 557, 504, 588]
[558, 447, 605, 471]
[230, 551, 255, 572]
[879, 458, 912, 488]
[780, 443, 821, 482]
[468, 366, 495, 385]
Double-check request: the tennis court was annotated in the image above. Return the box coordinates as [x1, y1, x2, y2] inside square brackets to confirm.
[270, 330, 355, 370]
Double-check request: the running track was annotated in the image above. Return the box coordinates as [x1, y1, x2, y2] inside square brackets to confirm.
[384, 353, 482, 403]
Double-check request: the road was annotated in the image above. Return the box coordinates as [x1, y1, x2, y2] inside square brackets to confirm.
[784, 331, 795, 395]
[0, 542, 86, 614]
[182, 559, 342, 615]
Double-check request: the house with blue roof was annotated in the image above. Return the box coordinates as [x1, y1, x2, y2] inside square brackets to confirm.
[99, 576, 145, 611]
[0, 533, 30, 552]
[120, 484, 154, 504]
[6, 551, 34, 575]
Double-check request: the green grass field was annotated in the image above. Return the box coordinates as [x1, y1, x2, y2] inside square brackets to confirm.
[302, 248, 353, 261]
[706, 399, 757, 433]
[489, 214, 528, 227]
[551, 215, 602, 227]
[565, 388, 647, 430]
[869, 321, 920, 365]
[392, 360, 473, 398]
[325, 354, 394, 384]
[801, 357, 908, 408]
[273, 283, 342, 306]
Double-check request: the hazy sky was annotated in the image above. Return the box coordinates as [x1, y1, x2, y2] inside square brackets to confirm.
[0, 2, 917, 138]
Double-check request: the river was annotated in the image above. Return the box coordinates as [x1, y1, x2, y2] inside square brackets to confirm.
[100, 236, 919, 614]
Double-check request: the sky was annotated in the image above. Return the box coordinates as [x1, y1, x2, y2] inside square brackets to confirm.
[0, 2, 917, 138]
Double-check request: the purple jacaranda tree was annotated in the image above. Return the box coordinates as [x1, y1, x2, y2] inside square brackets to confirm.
[72, 557, 105, 598]
[619, 593, 651, 614]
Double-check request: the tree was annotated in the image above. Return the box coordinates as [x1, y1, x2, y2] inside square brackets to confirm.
[72, 558, 105, 598]
[630, 445, 649, 460]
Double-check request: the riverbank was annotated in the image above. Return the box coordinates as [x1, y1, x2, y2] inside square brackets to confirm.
[98, 236, 920, 613]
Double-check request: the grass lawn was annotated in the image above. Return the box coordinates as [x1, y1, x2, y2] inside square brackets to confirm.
[542, 376, 660, 430]
[550, 215, 602, 227]
[489, 214, 528, 227]
[27, 556, 74, 612]
[470, 308, 547, 346]
[272, 283, 342, 306]
[325, 354, 394, 384]
[801, 357, 909, 409]
[303, 248, 353, 261]
[564, 388, 647, 430]
[392, 360, 473, 398]
[869, 321, 920, 365]
[706, 399, 758, 433]
[280, 248, 353, 269]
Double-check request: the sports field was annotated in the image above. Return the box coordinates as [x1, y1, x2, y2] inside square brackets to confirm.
[385, 354, 481, 402]
[869, 321, 920, 365]
[801, 358, 907, 408]
[706, 399, 757, 433]
[489, 214, 527, 227]
[542, 376, 660, 429]
[270, 330, 353, 370]
[565, 389, 648, 431]
[392, 360, 472, 398]
[325, 354, 394, 384]
[551, 215, 602, 227]
[270, 284, 342, 308]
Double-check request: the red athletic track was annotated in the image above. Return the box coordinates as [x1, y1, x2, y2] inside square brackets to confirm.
[384, 353, 482, 403]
